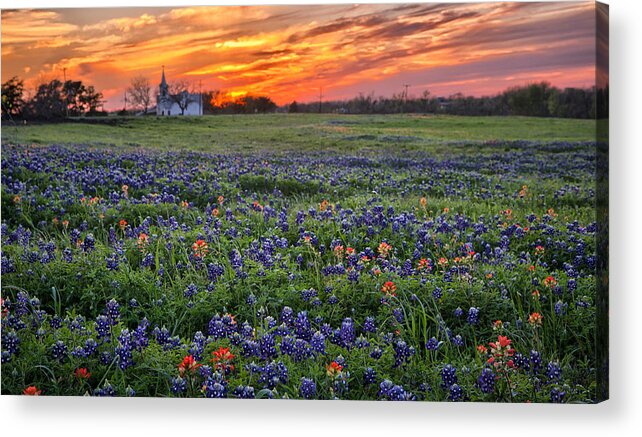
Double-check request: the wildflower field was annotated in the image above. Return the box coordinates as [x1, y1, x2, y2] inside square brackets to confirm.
[1, 115, 603, 401]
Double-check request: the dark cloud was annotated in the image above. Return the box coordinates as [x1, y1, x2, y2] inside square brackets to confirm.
[286, 14, 388, 43]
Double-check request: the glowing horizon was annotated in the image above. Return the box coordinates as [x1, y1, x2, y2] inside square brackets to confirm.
[1, 2, 600, 111]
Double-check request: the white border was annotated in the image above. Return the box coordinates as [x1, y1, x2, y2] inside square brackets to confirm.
[2, 1, 642, 436]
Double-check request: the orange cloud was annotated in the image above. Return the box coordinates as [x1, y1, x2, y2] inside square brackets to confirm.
[1, 2, 599, 110]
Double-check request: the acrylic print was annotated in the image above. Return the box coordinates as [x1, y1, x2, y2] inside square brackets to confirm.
[0, 1, 608, 402]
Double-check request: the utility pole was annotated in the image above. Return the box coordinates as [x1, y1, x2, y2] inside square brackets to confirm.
[402, 84, 410, 114]
[124, 91, 127, 112]
[318, 87, 323, 114]
[199, 79, 202, 115]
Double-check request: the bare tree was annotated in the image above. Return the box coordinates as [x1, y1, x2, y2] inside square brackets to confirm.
[169, 80, 195, 115]
[126, 75, 152, 115]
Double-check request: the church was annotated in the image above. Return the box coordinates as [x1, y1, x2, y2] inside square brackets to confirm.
[156, 67, 203, 116]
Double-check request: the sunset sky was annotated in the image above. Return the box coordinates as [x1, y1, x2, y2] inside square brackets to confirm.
[1, 1, 600, 110]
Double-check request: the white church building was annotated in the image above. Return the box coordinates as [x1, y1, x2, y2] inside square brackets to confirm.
[156, 67, 202, 116]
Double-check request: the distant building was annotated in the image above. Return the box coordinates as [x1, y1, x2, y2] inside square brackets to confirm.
[156, 67, 202, 116]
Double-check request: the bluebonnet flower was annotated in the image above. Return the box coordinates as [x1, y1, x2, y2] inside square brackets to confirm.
[550, 387, 566, 403]
[378, 380, 411, 401]
[281, 306, 294, 326]
[93, 382, 116, 397]
[100, 351, 112, 365]
[170, 377, 187, 394]
[116, 329, 134, 370]
[183, 283, 198, 299]
[393, 339, 414, 367]
[203, 373, 228, 398]
[454, 307, 464, 318]
[2, 330, 20, 355]
[299, 377, 317, 399]
[233, 385, 255, 399]
[546, 362, 562, 381]
[467, 307, 480, 325]
[295, 311, 312, 340]
[310, 331, 326, 355]
[425, 336, 441, 351]
[51, 340, 68, 363]
[477, 367, 496, 394]
[449, 383, 464, 401]
[207, 263, 224, 282]
[258, 361, 288, 389]
[189, 331, 207, 360]
[513, 352, 530, 371]
[301, 288, 317, 302]
[530, 350, 543, 373]
[132, 318, 149, 351]
[340, 317, 356, 348]
[554, 301, 568, 316]
[363, 316, 377, 333]
[105, 299, 120, 325]
[364, 367, 377, 385]
[441, 364, 458, 388]
[82, 234, 95, 252]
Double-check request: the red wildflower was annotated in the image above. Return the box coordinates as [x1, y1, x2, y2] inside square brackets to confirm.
[326, 361, 343, 377]
[137, 233, 149, 251]
[381, 281, 397, 296]
[119, 219, 128, 230]
[23, 386, 41, 396]
[74, 368, 91, 380]
[178, 355, 202, 376]
[543, 276, 557, 288]
[417, 258, 432, 271]
[192, 239, 209, 258]
[211, 346, 235, 370]
[528, 312, 544, 326]
[488, 335, 515, 371]
[378, 242, 393, 258]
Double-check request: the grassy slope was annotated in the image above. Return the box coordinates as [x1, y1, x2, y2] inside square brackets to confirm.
[1, 114, 596, 154]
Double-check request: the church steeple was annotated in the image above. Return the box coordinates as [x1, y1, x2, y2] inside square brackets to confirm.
[159, 65, 168, 97]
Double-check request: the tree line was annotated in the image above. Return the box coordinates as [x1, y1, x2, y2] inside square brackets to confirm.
[2, 76, 105, 121]
[3, 75, 607, 120]
[286, 82, 608, 119]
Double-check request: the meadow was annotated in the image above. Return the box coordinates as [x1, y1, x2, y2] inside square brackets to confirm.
[1, 115, 600, 401]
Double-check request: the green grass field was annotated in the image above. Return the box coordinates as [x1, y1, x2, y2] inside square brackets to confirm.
[1, 114, 596, 153]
